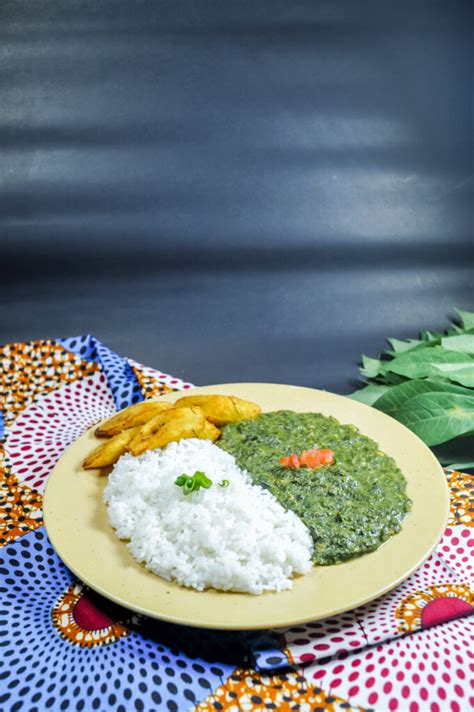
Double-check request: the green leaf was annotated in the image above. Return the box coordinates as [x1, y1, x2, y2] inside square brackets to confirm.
[420, 330, 443, 343]
[432, 435, 474, 470]
[386, 337, 425, 354]
[393, 392, 474, 446]
[431, 363, 474, 387]
[384, 346, 472, 380]
[373, 379, 473, 417]
[348, 384, 392, 406]
[446, 325, 465, 336]
[454, 307, 474, 330]
[446, 461, 474, 470]
[351, 309, 474, 465]
[441, 334, 474, 354]
[379, 372, 408, 385]
[360, 355, 384, 379]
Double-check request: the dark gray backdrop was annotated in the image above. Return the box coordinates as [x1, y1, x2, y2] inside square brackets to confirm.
[1, 0, 472, 392]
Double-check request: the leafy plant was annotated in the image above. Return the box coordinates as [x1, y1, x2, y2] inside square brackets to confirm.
[350, 308, 474, 470]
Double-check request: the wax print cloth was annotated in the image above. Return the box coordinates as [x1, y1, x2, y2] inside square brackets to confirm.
[0, 336, 472, 712]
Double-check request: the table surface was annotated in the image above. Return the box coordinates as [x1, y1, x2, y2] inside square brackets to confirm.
[1, 0, 473, 392]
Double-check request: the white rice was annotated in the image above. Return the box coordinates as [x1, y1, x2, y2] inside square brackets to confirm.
[104, 439, 313, 594]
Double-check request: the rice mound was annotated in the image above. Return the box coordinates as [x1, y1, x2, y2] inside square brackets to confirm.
[104, 439, 313, 594]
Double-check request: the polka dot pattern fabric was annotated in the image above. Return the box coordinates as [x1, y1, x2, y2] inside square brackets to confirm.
[59, 335, 147, 410]
[301, 616, 474, 712]
[440, 526, 474, 582]
[446, 469, 473, 528]
[250, 632, 290, 672]
[127, 358, 194, 398]
[0, 335, 473, 711]
[0, 339, 99, 426]
[93, 341, 144, 410]
[4, 372, 115, 492]
[350, 551, 468, 646]
[0, 443, 43, 546]
[58, 335, 99, 364]
[0, 529, 233, 711]
[281, 611, 367, 668]
[195, 668, 364, 711]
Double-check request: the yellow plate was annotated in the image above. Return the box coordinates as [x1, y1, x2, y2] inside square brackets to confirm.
[43, 383, 449, 630]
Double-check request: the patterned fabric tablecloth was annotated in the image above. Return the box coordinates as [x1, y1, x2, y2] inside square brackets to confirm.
[1, 336, 472, 712]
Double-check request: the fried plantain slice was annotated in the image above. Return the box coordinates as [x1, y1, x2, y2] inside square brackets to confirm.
[174, 395, 260, 426]
[196, 420, 221, 442]
[128, 406, 205, 456]
[95, 401, 172, 437]
[83, 427, 140, 469]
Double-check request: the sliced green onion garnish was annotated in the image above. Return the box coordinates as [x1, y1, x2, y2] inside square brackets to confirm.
[175, 471, 213, 495]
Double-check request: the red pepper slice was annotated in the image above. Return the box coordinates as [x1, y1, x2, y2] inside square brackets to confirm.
[279, 448, 335, 470]
[289, 454, 300, 469]
[315, 448, 334, 466]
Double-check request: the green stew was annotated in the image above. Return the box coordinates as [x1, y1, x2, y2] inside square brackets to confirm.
[219, 411, 411, 565]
